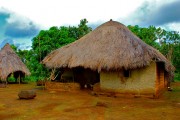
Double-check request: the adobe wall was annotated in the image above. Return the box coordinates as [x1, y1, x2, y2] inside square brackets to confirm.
[155, 62, 166, 97]
[100, 62, 156, 96]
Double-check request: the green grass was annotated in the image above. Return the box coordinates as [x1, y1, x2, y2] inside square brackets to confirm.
[174, 72, 180, 81]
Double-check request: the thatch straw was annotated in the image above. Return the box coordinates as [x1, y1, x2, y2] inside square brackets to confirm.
[42, 20, 174, 73]
[0, 44, 30, 80]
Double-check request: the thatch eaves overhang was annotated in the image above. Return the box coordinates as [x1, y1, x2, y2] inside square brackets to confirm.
[42, 20, 174, 73]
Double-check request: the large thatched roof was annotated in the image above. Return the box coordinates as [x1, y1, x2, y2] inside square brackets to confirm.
[0, 44, 30, 80]
[42, 20, 174, 72]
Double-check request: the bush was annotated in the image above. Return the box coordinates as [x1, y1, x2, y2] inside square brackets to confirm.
[24, 76, 38, 82]
[174, 72, 180, 81]
[8, 76, 16, 82]
[24, 76, 46, 82]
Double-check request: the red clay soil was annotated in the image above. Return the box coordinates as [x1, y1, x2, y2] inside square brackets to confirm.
[0, 82, 180, 120]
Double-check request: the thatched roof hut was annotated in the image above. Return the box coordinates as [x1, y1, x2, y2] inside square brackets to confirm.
[42, 20, 174, 98]
[42, 20, 174, 73]
[0, 44, 30, 80]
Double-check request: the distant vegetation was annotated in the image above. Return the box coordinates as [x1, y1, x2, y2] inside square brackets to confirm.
[11, 19, 180, 81]
[128, 25, 180, 81]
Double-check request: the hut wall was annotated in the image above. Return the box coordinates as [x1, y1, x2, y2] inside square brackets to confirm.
[155, 62, 166, 97]
[60, 69, 74, 82]
[100, 62, 156, 96]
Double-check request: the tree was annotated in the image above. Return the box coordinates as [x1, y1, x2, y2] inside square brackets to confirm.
[28, 19, 92, 79]
[77, 19, 92, 39]
[128, 25, 160, 49]
[128, 25, 180, 81]
[11, 44, 18, 52]
[160, 31, 180, 80]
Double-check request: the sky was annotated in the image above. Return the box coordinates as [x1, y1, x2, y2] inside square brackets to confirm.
[0, 0, 180, 49]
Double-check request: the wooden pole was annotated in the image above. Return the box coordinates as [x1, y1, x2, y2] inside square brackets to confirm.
[18, 74, 20, 84]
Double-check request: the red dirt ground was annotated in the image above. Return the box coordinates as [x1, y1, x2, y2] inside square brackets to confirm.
[0, 82, 180, 120]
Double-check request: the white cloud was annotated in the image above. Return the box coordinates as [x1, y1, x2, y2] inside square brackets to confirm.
[0, 0, 144, 28]
[1, 0, 180, 50]
[6, 13, 32, 29]
[162, 23, 180, 32]
[120, 0, 180, 32]
[14, 37, 32, 50]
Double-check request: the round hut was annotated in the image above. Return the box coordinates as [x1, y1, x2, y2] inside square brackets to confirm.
[0, 44, 30, 83]
[42, 20, 174, 97]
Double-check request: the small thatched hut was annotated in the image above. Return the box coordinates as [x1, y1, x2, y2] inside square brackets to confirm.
[42, 20, 174, 97]
[0, 44, 30, 83]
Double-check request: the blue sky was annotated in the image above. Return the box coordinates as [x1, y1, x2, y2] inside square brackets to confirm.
[0, 0, 180, 49]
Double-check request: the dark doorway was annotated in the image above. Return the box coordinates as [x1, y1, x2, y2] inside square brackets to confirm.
[7, 71, 25, 83]
[73, 67, 100, 89]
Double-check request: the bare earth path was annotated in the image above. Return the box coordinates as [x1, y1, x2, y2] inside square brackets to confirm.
[0, 82, 180, 120]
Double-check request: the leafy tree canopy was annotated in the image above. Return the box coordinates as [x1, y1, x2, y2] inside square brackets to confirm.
[29, 19, 92, 79]
[128, 25, 180, 80]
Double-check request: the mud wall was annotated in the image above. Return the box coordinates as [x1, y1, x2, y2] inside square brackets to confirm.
[155, 62, 166, 97]
[100, 62, 156, 96]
